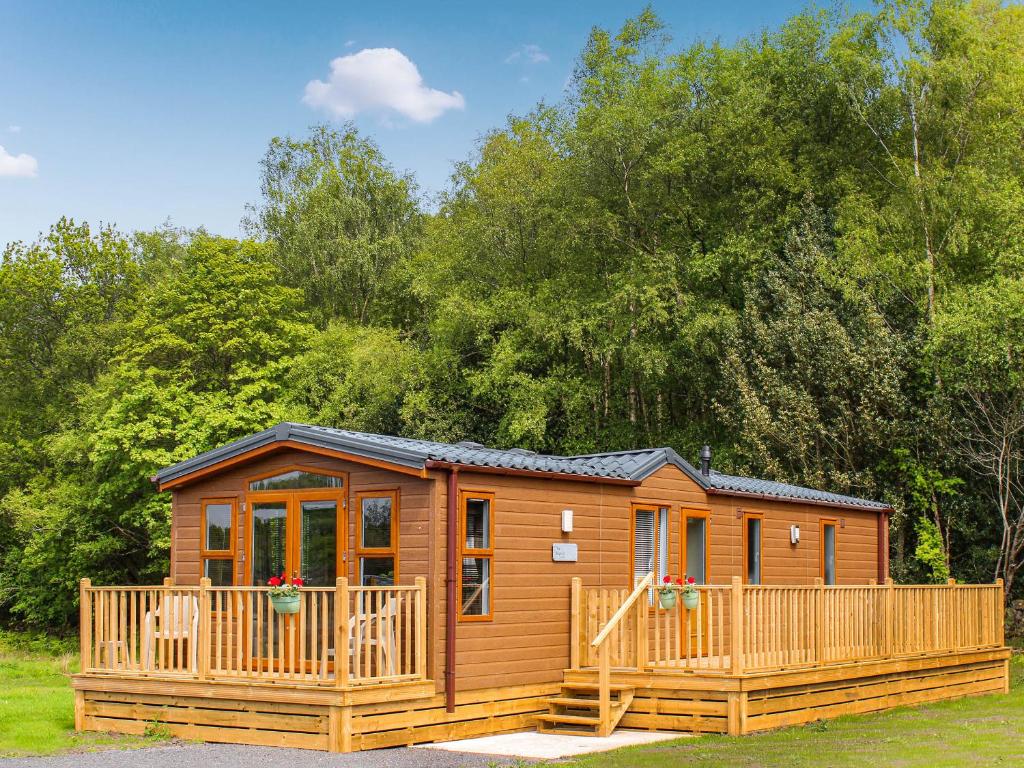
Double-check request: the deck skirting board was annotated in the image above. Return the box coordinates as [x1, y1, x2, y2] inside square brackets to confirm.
[74, 677, 558, 753]
[567, 648, 1012, 736]
[74, 649, 1011, 750]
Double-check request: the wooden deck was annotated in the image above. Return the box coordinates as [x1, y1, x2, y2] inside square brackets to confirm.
[73, 575, 1012, 751]
[554, 576, 1011, 737]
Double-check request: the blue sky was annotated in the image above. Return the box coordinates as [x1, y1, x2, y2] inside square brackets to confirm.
[0, 1, 867, 246]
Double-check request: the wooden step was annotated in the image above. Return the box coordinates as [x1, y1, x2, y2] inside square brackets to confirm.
[546, 696, 603, 708]
[539, 713, 602, 726]
[561, 682, 633, 692]
[538, 681, 636, 737]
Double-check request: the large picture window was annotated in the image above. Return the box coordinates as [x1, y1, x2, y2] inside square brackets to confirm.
[356, 490, 399, 586]
[201, 498, 236, 586]
[458, 490, 494, 620]
[632, 504, 670, 605]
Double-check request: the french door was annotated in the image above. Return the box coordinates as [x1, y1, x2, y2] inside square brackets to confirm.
[249, 491, 345, 587]
[247, 486, 346, 672]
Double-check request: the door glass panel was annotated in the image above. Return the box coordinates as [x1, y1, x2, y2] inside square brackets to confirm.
[204, 558, 234, 586]
[746, 517, 762, 585]
[361, 496, 393, 549]
[360, 557, 396, 586]
[823, 524, 836, 585]
[686, 517, 707, 585]
[300, 499, 337, 587]
[251, 502, 287, 585]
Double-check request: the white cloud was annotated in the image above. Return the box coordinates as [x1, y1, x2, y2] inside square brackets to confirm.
[8, 125, 21, 133]
[303, 48, 464, 124]
[505, 44, 549, 65]
[0, 145, 37, 177]
[344, 39, 356, 48]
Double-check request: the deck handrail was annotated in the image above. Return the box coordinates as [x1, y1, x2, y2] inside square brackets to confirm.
[78, 577, 428, 688]
[571, 577, 1006, 679]
[591, 573, 653, 648]
[586, 573, 653, 737]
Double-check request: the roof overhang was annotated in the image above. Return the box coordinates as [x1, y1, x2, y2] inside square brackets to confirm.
[705, 485, 892, 514]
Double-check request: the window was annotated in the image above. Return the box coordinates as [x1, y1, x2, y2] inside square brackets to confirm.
[683, 511, 709, 585]
[632, 504, 670, 605]
[356, 491, 399, 586]
[743, 513, 763, 585]
[201, 499, 235, 586]
[249, 469, 345, 492]
[821, 519, 838, 585]
[459, 491, 494, 620]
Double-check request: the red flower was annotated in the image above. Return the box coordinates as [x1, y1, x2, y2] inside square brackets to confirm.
[292, 577, 304, 587]
[675, 578, 684, 586]
[663, 575, 672, 584]
[687, 576, 696, 584]
[267, 576, 282, 587]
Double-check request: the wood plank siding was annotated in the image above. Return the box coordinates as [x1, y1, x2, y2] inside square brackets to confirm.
[168, 448, 882, 695]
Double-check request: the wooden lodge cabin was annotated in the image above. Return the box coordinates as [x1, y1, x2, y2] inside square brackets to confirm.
[73, 423, 1011, 751]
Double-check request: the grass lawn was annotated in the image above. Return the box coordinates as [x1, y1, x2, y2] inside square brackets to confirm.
[1, 630, 1020, 763]
[0, 631, 167, 758]
[564, 654, 1024, 768]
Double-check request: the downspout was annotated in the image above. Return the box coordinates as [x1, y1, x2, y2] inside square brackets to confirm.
[878, 511, 890, 583]
[445, 467, 459, 712]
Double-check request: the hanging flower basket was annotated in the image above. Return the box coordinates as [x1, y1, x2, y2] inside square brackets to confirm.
[681, 576, 699, 610]
[659, 589, 677, 610]
[267, 574, 303, 614]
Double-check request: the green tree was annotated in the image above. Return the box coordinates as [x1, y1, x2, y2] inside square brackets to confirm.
[0, 233, 313, 626]
[247, 124, 423, 327]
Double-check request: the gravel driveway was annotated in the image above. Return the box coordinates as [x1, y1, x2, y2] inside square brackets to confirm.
[1, 743, 534, 768]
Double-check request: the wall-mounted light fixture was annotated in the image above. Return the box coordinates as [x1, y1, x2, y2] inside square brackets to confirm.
[790, 525, 800, 545]
[561, 509, 573, 533]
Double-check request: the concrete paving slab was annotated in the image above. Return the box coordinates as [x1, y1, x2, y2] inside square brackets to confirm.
[413, 729, 688, 759]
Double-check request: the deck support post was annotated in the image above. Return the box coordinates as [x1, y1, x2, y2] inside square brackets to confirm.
[814, 577, 824, 663]
[597, 643, 610, 736]
[415, 577, 427, 679]
[79, 578, 92, 673]
[635, 594, 648, 670]
[726, 690, 747, 736]
[570, 577, 581, 670]
[198, 577, 211, 680]
[883, 578, 894, 657]
[328, 705, 352, 752]
[730, 577, 744, 675]
[335, 577, 349, 688]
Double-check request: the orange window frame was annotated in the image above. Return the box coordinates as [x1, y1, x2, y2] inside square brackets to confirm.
[629, 502, 671, 607]
[201, 497, 237, 586]
[820, 518, 839, 585]
[355, 489, 400, 585]
[680, 509, 710, 584]
[457, 489, 495, 622]
[742, 511, 764, 585]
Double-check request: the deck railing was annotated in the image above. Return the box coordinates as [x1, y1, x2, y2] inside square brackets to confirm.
[78, 577, 427, 687]
[572, 577, 1006, 676]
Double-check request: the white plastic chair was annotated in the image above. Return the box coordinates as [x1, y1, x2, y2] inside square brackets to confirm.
[322, 595, 401, 679]
[142, 594, 200, 672]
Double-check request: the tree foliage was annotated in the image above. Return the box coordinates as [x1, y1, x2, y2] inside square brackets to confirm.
[2, 0, 1024, 628]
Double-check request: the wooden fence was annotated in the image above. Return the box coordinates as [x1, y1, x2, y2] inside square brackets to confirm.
[78, 577, 427, 687]
[572, 577, 1006, 676]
